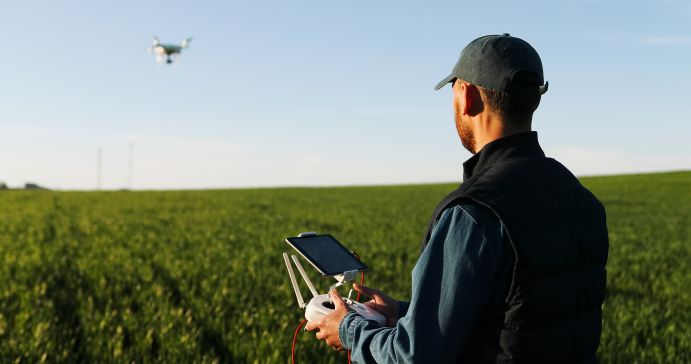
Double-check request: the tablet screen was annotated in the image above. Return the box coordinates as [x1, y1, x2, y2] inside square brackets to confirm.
[285, 234, 367, 276]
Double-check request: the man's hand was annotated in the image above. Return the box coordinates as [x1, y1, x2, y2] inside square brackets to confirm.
[352, 283, 401, 327]
[305, 290, 350, 351]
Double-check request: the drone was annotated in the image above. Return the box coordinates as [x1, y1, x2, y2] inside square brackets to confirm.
[148, 37, 192, 65]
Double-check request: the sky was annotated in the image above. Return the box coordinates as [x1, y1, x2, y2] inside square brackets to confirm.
[0, 0, 689, 190]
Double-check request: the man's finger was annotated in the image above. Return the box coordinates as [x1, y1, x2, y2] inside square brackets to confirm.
[329, 289, 346, 309]
[316, 330, 325, 340]
[353, 283, 378, 297]
[363, 300, 381, 310]
[327, 337, 343, 350]
[305, 321, 318, 332]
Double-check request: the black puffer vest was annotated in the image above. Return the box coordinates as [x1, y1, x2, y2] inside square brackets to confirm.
[422, 132, 608, 363]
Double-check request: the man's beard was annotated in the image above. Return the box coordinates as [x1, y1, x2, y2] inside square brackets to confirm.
[454, 102, 476, 154]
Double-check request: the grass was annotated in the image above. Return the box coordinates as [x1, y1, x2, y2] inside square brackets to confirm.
[0, 171, 688, 363]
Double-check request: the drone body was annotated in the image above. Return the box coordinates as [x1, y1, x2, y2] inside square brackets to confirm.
[148, 37, 192, 64]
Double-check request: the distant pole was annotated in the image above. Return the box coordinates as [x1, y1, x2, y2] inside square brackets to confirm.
[97, 147, 102, 190]
[128, 142, 134, 190]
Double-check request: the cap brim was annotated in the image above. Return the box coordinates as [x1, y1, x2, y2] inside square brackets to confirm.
[434, 74, 456, 90]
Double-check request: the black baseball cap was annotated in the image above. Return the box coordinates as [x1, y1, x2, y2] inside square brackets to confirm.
[435, 33, 548, 95]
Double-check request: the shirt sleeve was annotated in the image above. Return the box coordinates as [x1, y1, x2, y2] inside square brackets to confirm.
[338, 203, 506, 363]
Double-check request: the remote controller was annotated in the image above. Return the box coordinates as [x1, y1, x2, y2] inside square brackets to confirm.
[305, 293, 386, 325]
[283, 246, 387, 327]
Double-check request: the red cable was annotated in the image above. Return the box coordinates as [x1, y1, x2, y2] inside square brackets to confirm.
[292, 319, 307, 364]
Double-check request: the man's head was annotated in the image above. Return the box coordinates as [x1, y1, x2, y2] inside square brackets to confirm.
[437, 34, 547, 153]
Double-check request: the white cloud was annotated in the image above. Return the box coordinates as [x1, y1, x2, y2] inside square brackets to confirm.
[2, 121, 688, 190]
[550, 146, 691, 176]
[126, 134, 248, 156]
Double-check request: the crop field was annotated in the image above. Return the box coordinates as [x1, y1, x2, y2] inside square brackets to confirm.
[0, 171, 688, 363]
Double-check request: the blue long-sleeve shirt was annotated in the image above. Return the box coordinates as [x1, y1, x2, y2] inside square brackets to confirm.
[338, 202, 513, 363]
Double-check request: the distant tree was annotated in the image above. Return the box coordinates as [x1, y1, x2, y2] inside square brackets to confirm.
[0, 182, 7, 190]
[24, 182, 48, 190]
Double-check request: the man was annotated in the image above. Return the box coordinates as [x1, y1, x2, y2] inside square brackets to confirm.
[306, 34, 609, 363]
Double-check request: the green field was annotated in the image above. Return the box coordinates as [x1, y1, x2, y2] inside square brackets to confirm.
[0, 171, 688, 363]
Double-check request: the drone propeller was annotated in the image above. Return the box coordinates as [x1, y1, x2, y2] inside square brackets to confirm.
[152, 36, 160, 47]
[181, 37, 192, 49]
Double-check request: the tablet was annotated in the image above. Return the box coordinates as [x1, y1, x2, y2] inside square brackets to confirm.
[285, 234, 368, 276]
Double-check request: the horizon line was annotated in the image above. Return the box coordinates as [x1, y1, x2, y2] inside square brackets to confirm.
[4, 169, 688, 193]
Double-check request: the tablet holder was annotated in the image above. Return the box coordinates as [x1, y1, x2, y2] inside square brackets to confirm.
[282, 232, 386, 325]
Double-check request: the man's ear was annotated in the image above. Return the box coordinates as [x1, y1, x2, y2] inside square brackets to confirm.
[461, 82, 483, 116]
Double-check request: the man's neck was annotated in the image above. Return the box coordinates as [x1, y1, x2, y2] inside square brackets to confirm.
[472, 113, 531, 153]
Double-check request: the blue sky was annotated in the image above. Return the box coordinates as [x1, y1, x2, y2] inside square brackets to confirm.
[0, 0, 689, 190]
